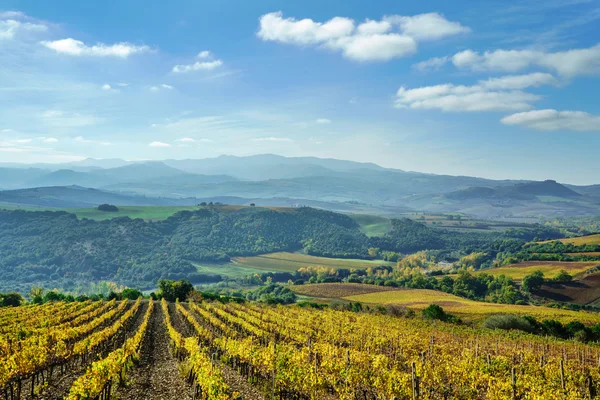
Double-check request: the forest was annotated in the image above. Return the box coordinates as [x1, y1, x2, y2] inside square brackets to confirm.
[0, 206, 564, 292]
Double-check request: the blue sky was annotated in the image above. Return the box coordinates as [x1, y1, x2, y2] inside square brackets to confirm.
[0, 0, 599, 184]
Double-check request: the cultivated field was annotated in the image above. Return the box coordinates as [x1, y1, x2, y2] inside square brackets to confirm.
[293, 283, 600, 324]
[538, 234, 600, 246]
[232, 252, 394, 273]
[4, 297, 600, 399]
[479, 261, 599, 280]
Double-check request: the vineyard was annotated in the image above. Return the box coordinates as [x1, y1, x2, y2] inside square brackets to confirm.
[2, 299, 600, 399]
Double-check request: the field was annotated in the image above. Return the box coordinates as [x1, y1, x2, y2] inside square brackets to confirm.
[478, 261, 599, 280]
[538, 234, 600, 246]
[4, 297, 600, 399]
[293, 283, 600, 324]
[349, 214, 391, 236]
[232, 252, 394, 273]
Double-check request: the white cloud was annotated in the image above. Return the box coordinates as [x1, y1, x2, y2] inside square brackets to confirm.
[149, 84, 174, 92]
[413, 56, 450, 71]
[383, 13, 470, 41]
[41, 137, 58, 143]
[328, 34, 416, 62]
[251, 137, 293, 142]
[149, 141, 171, 147]
[40, 38, 151, 57]
[0, 13, 46, 40]
[395, 73, 556, 112]
[42, 110, 102, 127]
[176, 137, 196, 143]
[14, 138, 32, 143]
[75, 136, 111, 145]
[451, 44, 600, 77]
[101, 83, 116, 91]
[316, 118, 332, 124]
[479, 73, 558, 90]
[501, 109, 600, 131]
[197, 50, 212, 59]
[172, 60, 223, 73]
[257, 11, 469, 62]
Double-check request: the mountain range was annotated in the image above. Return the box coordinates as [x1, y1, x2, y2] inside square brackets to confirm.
[1, 154, 599, 218]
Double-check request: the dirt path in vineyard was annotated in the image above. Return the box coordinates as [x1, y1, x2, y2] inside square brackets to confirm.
[113, 301, 194, 400]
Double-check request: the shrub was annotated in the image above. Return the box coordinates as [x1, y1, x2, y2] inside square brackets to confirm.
[97, 204, 119, 212]
[483, 315, 536, 333]
[422, 304, 459, 323]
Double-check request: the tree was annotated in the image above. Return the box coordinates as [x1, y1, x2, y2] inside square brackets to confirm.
[553, 270, 573, 283]
[121, 288, 143, 300]
[0, 292, 23, 307]
[250, 203, 256, 207]
[368, 247, 379, 257]
[158, 279, 194, 301]
[522, 271, 545, 292]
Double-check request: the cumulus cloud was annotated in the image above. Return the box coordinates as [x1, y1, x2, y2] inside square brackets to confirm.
[172, 60, 222, 73]
[257, 11, 469, 62]
[41, 38, 151, 57]
[0, 12, 47, 40]
[197, 50, 212, 59]
[451, 44, 600, 77]
[40, 137, 58, 143]
[413, 56, 450, 71]
[394, 73, 555, 112]
[316, 118, 332, 124]
[501, 109, 600, 131]
[383, 13, 470, 41]
[172, 51, 223, 73]
[149, 141, 171, 147]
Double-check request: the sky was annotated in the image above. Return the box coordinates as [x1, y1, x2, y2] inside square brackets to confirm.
[0, 0, 599, 184]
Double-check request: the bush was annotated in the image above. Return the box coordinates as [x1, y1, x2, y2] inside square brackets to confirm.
[422, 304, 459, 323]
[97, 204, 119, 212]
[483, 315, 536, 333]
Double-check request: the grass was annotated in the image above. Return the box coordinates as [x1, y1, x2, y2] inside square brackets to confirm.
[293, 283, 600, 324]
[537, 234, 600, 246]
[233, 252, 394, 273]
[193, 262, 277, 278]
[478, 261, 599, 280]
[350, 214, 391, 237]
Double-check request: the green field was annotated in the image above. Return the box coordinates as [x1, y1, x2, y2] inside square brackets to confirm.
[350, 214, 391, 237]
[192, 252, 395, 279]
[233, 252, 394, 272]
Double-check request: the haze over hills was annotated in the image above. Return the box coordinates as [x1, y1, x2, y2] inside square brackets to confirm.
[0, 154, 598, 218]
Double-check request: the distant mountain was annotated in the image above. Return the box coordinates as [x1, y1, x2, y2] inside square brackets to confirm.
[163, 154, 386, 180]
[446, 180, 581, 201]
[0, 186, 200, 208]
[1, 155, 598, 219]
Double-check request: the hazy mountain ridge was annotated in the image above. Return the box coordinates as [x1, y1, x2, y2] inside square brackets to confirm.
[1, 155, 598, 218]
